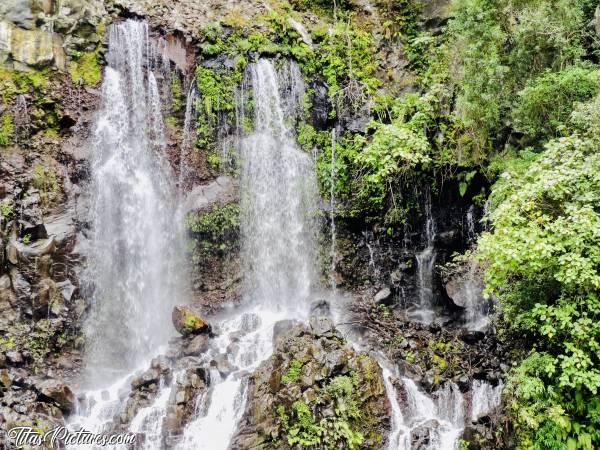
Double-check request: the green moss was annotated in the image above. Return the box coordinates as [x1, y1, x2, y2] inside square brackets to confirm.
[171, 73, 184, 112]
[32, 163, 59, 207]
[186, 203, 240, 257]
[0, 68, 50, 102]
[0, 199, 14, 218]
[69, 50, 102, 86]
[0, 113, 14, 146]
[195, 64, 245, 150]
[282, 359, 304, 384]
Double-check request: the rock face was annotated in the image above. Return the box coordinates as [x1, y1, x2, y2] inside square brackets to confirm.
[231, 322, 389, 449]
[0, 0, 106, 70]
[172, 305, 211, 336]
[37, 379, 76, 413]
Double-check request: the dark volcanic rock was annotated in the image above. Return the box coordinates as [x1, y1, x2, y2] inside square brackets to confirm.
[231, 323, 389, 449]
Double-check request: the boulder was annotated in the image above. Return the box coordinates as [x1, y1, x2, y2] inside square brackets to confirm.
[374, 286, 393, 304]
[37, 379, 76, 413]
[309, 315, 339, 339]
[182, 334, 209, 356]
[182, 176, 238, 215]
[9, 269, 31, 304]
[434, 229, 461, 248]
[172, 305, 211, 336]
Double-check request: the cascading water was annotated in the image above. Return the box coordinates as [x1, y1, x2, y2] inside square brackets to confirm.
[179, 84, 198, 191]
[408, 187, 436, 323]
[176, 58, 317, 449]
[69, 19, 185, 444]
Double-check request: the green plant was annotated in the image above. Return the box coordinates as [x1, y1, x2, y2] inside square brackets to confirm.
[282, 359, 304, 384]
[32, 164, 59, 206]
[171, 73, 184, 112]
[512, 66, 599, 140]
[22, 234, 31, 245]
[477, 132, 600, 449]
[0, 199, 13, 218]
[69, 50, 102, 86]
[0, 113, 14, 146]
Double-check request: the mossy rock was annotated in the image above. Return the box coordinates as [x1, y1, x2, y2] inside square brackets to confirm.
[172, 305, 211, 336]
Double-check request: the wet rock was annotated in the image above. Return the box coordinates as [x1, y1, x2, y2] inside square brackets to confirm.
[398, 360, 423, 382]
[172, 305, 211, 336]
[37, 379, 76, 414]
[308, 315, 339, 339]
[460, 330, 486, 345]
[434, 229, 461, 248]
[131, 368, 162, 389]
[0, 274, 16, 311]
[445, 268, 484, 309]
[55, 279, 76, 303]
[18, 221, 48, 240]
[374, 286, 393, 304]
[231, 324, 388, 449]
[461, 423, 493, 450]
[1, 0, 35, 29]
[273, 319, 301, 342]
[9, 269, 31, 304]
[6, 350, 24, 365]
[32, 278, 60, 316]
[309, 80, 331, 129]
[309, 299, 330, 317]
[211, 354, 234, 378]
[182, 176, 238, 215]
[182, 334, 209, 356]
[411, 419, 440, 450]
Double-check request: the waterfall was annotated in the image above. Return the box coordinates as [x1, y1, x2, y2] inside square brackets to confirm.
[330, 128, 337, 289]
[239, 59, 317, 311]
[83, 20, 182, 381]
[176, 59, 316, 449]
[409, 187, 436, 323]
[68, 20, 186, 446]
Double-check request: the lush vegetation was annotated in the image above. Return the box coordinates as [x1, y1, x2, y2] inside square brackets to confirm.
[187, 1, 599, 446]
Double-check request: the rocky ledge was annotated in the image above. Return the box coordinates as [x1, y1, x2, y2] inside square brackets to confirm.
[232, 313, 389, 449]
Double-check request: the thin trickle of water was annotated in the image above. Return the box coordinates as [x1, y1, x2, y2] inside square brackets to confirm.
[465, 205, 476, 244]
[330, 128, 337, 289]
[471, 380, 503, 421]
[409, 187, 436, 323]
[179, 84, 198, 191]
[11, 94, 29, 144]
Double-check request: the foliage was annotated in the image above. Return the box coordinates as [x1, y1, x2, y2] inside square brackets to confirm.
[512, 66, 599, 140]
[32, 164, 59, 207]
[0, 199, 14, 219]
[186, 203, 240, 257]
[0, 113, 14, 146]
[194, 64, 245, 150]
[278, 374, 364, 449]
[448, 0, 508, 151]
[282, 359, 304, 384]
[171, 73, 184, 112]
[69, 50, 102, 86]
[477, 131, 600, 449]
[0, 67, 49, 102]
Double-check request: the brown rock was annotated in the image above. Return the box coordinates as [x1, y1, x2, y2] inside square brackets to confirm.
[172, 305, 211, 336]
